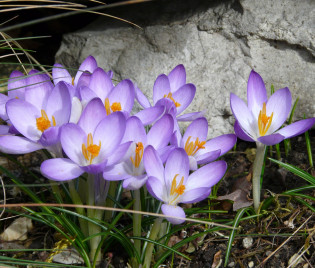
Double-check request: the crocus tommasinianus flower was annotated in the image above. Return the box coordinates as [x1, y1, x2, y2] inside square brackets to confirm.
[144, 146, 227, 224]
[40, 98, 128, 181]
[172, 117, 236, 170]
[230, 70, 315, 145]
[103, 114, 174, 190]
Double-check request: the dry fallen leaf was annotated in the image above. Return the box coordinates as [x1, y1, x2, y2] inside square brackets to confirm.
[0, 217, 33, 241]
[211, 250, 222, 268]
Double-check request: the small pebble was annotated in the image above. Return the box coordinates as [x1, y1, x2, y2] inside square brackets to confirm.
[265, 250, 272, 256]
[248, 261, 254, 268]
[228, 262, 235, 267]
[242, 237, 253, 249]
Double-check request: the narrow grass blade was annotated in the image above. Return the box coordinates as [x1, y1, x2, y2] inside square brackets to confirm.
[304, 114, 313, 168]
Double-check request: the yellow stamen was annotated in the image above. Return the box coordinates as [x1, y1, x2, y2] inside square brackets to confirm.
[81, 133, 101, 165]
[163, 92, 181, 107]
[258, 102, 273, 136]
[72, 77, 75, 86]
[130, 142, 144, 168]
[184, 136, 206, 156]
[36, 109, 56, 132]
[105, 98, 111, 115]
[170, 174, 185, 204]
[111, 102, 122, 112]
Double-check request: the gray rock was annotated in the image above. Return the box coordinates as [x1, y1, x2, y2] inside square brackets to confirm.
[56, 0, 315, 138]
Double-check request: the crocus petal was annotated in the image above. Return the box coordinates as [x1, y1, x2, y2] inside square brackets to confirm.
[52, 63, 72, 85]
[0, 125, 9, 135]
[173, 84, 196, 115]
[161, 204, 185, 225]
[134, 106, 164, 126]
[135, 86, 151, 108]
[81, 159, 108, 174]
[230, 93, 256, 138]
[147, 114, 174, 149]
[168, 64, 186, 92]
[6, 99, 41, 141]
[257, 133, 285, 145]
[181, 187, 211, 204]
[177, 111, 205, 121]
[146, 176, 165, 202]
[122, 174, 148, 190]
[76, 72, 92, 89]
[0, 135, 42, 154]
[143, 145, 164, 182]
[123, 116, 147, 144]
[41, 158, 83, 181]
[79, 86, 98, 106]
[153, 74, 171, 105]
[7, 70, 26, 99]
[188, 155, 198, 170]
[181, 117, 208, 148]
[234, 120, 255, 142]
[157, 145, 175, 163]
[0, 94, 9, 120]
[78, 98, 107, 135]
[103, 163, 130, 181]
[199, 134, 237, 157]
[195, 149, 221, 165]
[39, 126, 60, 146]
[185, 160, 227, 191]
[266, 87, 292, 134]
[247, 70, 267, 117]
[69, 97, 82, 123]
[276, 118, 315, 139]
[106, 141, 132, 167]
[74, 55, 98, 86]
[89, 67, 113, 101]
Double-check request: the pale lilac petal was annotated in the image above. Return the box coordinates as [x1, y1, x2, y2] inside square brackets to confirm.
[39, 126, 60, 146]
[195, 150, 221, 165]
[168, 64, 186, 92]
[69, 97, 82, 123]
[79, 86, 98, 106]
[93, 112, 126, 157]
[161, 204, 185, 225]
[153, 74, 171, 105]
[147, 114, 174, 149]
[185, 160, 227, 191]
[177, 111, 205, 122]
[122, 116, 147, 144]
[134, 106, 164, 126]
[74, 55, 98, 86]
[157, 145, 175, 163]
[78, 98, 106, 135]
[257, 133, 285, 145]
[123, 174, 148, 190]
[103, 163, 130, 181]
[230, 93, 256, 138]
[41, 158, 83, 181]
[143, 145, 164, 182]
[247, 70, 267, 117]
[0, 125, 9, 135]
[25, 70, 53, 110]
[135, 86, 151, 108]
[6, 99, 41, 141]
[181, 117, 208, 148]
[7, 70, 26, 99]
[81, 159, 108, 174]
[188, 155, 198, 170]
[89, 68, 113, 101]
[172, 84, 196, 115]
[146, 176, 165, 202]
[276, 118, 315, 139]
[0, 94, 9, 120]
[46, 82, 71, 125]
[108, 79, 135, 114]
[60, 123, 86, 165]
[52, 64, 72, 85]
[0, 136, 42, 154]
[199, 134, 237, 157]
[106, 141, 132, 167]
[76, 72, 92, 89]
[266, 87, 292, 134]
[234, 120, 255, 142]
[164, 148, 189, 192]
[181, 187, 211, 204]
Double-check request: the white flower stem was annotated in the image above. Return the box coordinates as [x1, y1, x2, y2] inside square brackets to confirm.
[253, 143, 266, 212]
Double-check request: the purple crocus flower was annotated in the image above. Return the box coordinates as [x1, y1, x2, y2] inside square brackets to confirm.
[230, 70, 315, 145]
[40, 98, 128, 181]
[103, 114, 174, 190]
[144, 146, 227, 224]
[172, 117, 236, 170]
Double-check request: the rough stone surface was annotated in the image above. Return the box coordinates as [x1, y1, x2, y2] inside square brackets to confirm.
[55, 0, 315, 138]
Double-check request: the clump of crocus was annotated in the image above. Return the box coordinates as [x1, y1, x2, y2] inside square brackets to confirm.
[230, 70, 315, 212]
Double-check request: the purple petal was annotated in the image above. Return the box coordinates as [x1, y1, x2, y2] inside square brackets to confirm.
[123, 116, 147, 144]
[257, 133, 285, 145]
[247, 70, 267, 117]
[153, 74, 171, 105]
[41, 158, 83, 181]
[7, 70, 26, 99]
[78, 98, 106, 135]
[161, 204, 185, 225]
[79, 86, 98, 106]
[173, 83, 196, 115]
[76, 72, 92, 89]
[134, 106, 165, 126]
[0, 93, 9, 120]
[195, 149, 221, 165]
[143, 145, 164, 182]
[177, 111, 205, 122]
[52, 64, 72, 85]
[199, 134, 237, 157]
[234, 120, 255, 142]
[81, 159, 108, 174]
[0, 125, 9, 135]
[147, 114, 174, 149]
[276, 118, 315, 139]
[181, 117, 208, 148]
[74, 55, 98, 86]
[89, 67, 113, 101]
[122, 174, 148, 190]
[39, 126, 60, 146]
[181, 187, 211, 204]
[168, 64, 186, 93]
[106, 141, 132, 167]
[146, 176, 165, 202]
[69, 97, 82, 123]
[188, 155, 198, 170]
[266, 87, 292, 134]
[103, 163, 130, 181]
[157, 145, 175, 163]
[135, 86, 151, 109]
[0, 135, 42, 154]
